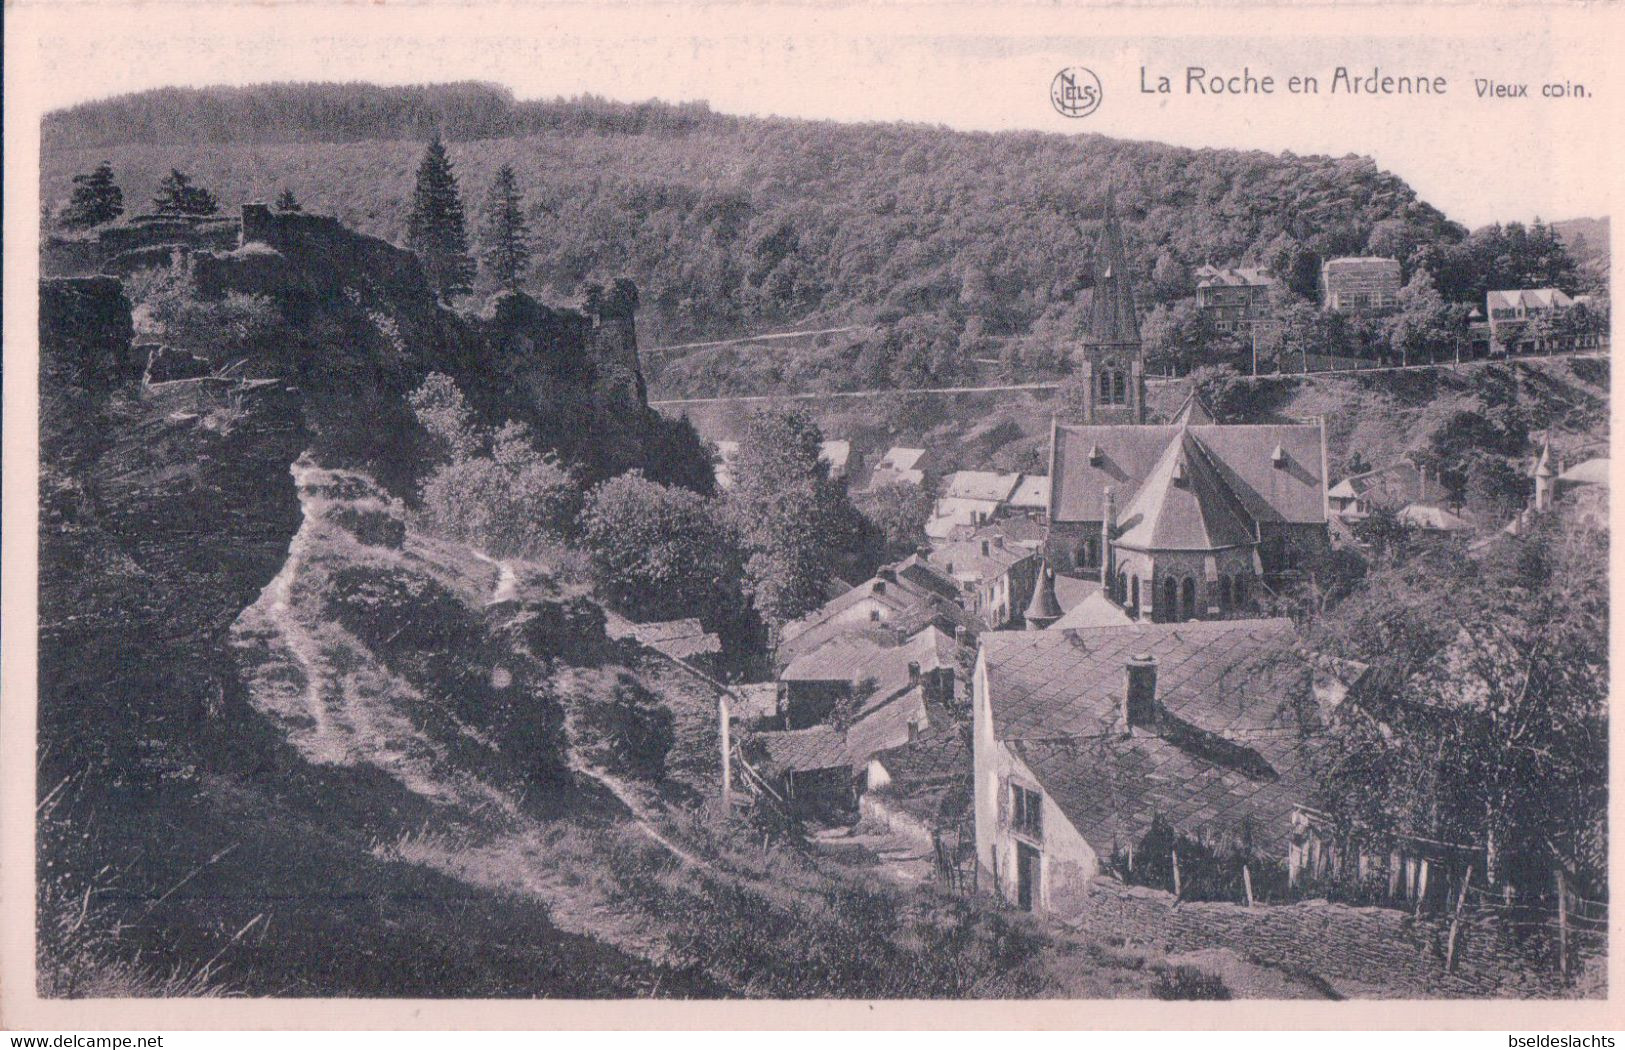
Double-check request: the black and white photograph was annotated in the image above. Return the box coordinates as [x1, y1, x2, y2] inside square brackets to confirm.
[3, 0, 1619, 1028]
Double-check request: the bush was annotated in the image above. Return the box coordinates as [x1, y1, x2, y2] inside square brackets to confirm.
[566, 670, 676, 782]
[1153, 965, 1231, 1000]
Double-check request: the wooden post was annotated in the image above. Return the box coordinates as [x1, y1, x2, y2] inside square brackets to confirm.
[1415, 859, 1430, 916]
[1243, 864, 1255, 907]
[1556, 867, 1570, 982]
[1171, 849, 1182, 898]
[1445, 865, 1473, 973]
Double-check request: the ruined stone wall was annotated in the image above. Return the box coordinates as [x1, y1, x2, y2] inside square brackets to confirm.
[1076, 876, 1593, 999]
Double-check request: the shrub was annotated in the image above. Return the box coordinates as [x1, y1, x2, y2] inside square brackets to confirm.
[566, 670, 675, 782]
[1153, 965, 1231, 1000]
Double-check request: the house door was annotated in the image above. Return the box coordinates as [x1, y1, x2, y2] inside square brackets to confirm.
[1016, 842, 1041, 911]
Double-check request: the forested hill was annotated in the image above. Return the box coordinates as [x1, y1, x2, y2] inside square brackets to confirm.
[44, 81, 1466, 351]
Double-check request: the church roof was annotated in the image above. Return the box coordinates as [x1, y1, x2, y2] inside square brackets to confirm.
[1085, 188, 1141, 348]
[1050, 422, 1327, 528]
[1114, 430, 1259, 551]
[1170, 388, 1217, 425]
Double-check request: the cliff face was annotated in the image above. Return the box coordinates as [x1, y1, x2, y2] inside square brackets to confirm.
[35, 239, 709, 996]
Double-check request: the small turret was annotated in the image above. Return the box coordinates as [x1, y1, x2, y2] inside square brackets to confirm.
[1024, 560, 1063, 630]
[1533, 438, 1556, 512]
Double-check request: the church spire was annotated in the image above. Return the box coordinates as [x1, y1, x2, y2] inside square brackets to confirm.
[1086, 185, 1141, 350]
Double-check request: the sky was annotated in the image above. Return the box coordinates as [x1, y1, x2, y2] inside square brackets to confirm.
[11, 2, 1620, 228]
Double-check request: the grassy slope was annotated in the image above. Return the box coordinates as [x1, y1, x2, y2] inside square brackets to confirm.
[659, 357, 1610, 482]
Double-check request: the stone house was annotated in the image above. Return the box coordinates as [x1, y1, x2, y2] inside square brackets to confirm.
[1194, 265, 1275, 334]
[972, 619, 1327, 914]
[775, 556, 978, 666]
[925, 530, 1042, 629]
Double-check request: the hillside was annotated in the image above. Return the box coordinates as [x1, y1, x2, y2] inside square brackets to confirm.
[661, 356, 1610, 488]
[44, 82, 1467, 358]
[1551, 216, 1611, 285]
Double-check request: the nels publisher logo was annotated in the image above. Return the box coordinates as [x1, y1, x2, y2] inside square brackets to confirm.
[1051, 67, 1103, 117]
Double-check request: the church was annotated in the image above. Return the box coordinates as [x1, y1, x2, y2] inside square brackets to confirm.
[1038, 192, 1330, 623]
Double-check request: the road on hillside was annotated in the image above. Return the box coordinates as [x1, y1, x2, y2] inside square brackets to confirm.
[644, 325, 864, 356]
[648, 349, 1608, 408]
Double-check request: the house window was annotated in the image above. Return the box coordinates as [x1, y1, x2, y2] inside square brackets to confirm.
[1011, 784, 1043, 841]
[869, 609, 881, 622]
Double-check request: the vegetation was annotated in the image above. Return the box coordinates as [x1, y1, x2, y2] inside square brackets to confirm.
[151, 168, 218, 216]
[57, 161, 124, 229]
[404, 134, 474, 298]
[275, 187, 302, 212]
[726, 408, 879, 630]
[409, 373, 580, 556]
[478, 163, 532, 292]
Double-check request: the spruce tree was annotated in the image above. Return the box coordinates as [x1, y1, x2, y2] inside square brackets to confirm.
[479, 164, 531, 292]
[152, 169, 218, 216]
[275, 187, 302, 212]
[59, 161, 124, 229]
[404, 134, 474, 298]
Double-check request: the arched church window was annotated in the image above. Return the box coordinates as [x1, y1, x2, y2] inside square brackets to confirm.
[1162, 577, 1177, 622]
[1113, 371, 1127, 405]
[1099, 370, 1113, 402]
[1130, 576, 1140, 616]
[1181, 577, 1197, 621]
[1219, 575, 1233, 613]
[1117, 570, 1127, 605]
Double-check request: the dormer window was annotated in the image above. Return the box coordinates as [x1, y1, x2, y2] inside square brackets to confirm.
[1088, 444, 1104, 466]
[1271, 444, 1288, 468]
[1172, 457, 1187, 485]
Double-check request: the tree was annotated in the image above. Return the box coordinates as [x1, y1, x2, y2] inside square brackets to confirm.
[857, 481, 935, 561]
[1384, 270, 1461, 365]
[151, 169, 218, 216]
[275, 188, 302, 212]
[579, 470, 743, 625]
[58, 162, 124, 229]
[404, 134, 474, 299]
[479, 164, 531, 292]
[1309, 518, 1606, 892]
[727, 409, 875, 631]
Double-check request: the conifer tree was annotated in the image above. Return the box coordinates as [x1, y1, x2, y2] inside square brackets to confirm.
[152, 169, 219, 216]
[479, 164, 531, 292]
[59, 161, 124, 229]
[275, 187, 302, 212]
[404, 134, 474, 298]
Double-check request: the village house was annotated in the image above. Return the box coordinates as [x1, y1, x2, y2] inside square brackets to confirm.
[1326, 460, 1441, 519]
[972, 619, 1329, 913]
[736, 626, 961, 817]
[1320, 256, 1402, 314]
[925, 469, 1029, 542]
[864, 446, 932, 490]
[775, 556, 978, 665]
[1486, 288, 1576, 354]
[1194, 265, 1275, 333]
[925, 529, 1042, 629]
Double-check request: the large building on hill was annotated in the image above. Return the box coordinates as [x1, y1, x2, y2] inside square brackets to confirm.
[1195, 265, 1275, 333]
[1320, 256, 1402, 314]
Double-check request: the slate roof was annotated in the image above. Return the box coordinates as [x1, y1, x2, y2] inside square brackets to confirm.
[621, 617, 721, 659]
[982, 618, 1321, 854]
[942, 470, 1024, 503]
[869, 715, 973, 825]
[1195, 266, 1274, 289]
[1327, 461, 1424, 505]
[927, 533, 1037, 584]
[1171, 389, 1217, 426]
[777, 559, 976, 663]
[1009, 475, 1050, 510]
[1086, 189, 1141, 347]
[1560, 458, 1610, 486]
[783, 626, 956, 698]
[1397, 503, 1474, 532]
[1048, 590, 1134, 630]
[1487, 288, 1574, 312]
[1050, 422, 1326, 528]
[757, 725, 849, 773]
[1113, 430, 1259, 551]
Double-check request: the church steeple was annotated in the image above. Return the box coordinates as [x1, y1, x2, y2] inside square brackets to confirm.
[1076, 185, 1146, 424]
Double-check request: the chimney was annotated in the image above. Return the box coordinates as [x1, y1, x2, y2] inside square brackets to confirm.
[879, 567, 898, 583]
[873, 580, 886, 594]
[1123, 654, 1158, 734]
[908, 661, 921, 687]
